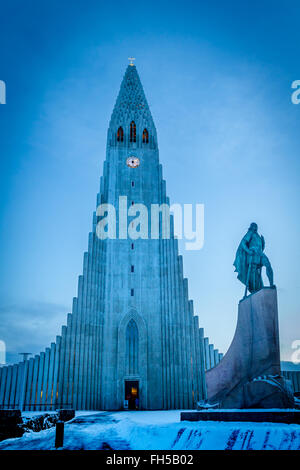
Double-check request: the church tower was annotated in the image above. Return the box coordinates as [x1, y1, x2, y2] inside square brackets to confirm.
[0, 64, 207, 411]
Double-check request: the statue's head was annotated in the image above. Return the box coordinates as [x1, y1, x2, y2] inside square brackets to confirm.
[249, 222, 258, 232]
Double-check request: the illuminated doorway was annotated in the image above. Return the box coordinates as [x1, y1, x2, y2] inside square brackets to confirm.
[125, 380, 139, 410]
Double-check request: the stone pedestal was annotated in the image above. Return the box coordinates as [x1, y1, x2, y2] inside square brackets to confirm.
[181, 410, 300, 424]
[206, 287, 294, 408]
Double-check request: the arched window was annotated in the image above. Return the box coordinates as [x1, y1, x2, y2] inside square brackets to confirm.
[130, 121, 136, 143]
[117, 126, 124, 142]
[142, 128, 149, 144]
[126, 319, 138, 375]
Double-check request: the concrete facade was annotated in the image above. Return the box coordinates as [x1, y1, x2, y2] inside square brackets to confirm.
[0, 65, 207, 410]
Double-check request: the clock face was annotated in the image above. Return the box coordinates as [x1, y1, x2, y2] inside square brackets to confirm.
[126, 156, 140, 168]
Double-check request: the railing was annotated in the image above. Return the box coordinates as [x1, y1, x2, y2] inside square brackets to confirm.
[0, 403, 72, 411]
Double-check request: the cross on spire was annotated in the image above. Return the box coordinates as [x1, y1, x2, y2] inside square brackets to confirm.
[128, 57, 136, 66]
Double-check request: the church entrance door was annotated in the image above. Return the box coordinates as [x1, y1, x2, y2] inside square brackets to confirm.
[125, 380, 139, 410]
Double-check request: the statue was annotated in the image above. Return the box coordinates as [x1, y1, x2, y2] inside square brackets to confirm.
[234, 223, 274, 296]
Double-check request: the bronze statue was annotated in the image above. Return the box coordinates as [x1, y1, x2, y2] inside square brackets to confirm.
[234, 223, 274, 296]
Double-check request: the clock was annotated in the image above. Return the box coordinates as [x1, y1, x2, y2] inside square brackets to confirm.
[126, 156, 140, 168]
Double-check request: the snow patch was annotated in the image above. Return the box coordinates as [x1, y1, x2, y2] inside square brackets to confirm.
[0, 411, 299, 450]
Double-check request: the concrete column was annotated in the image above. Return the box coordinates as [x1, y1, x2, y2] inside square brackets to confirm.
[90, 233, 99, 410]
[193, 316, 201, 404]
[162, 239, 170, 409]
[9, 365, 18, 407]
[214, 349, 219, 366]
[57, 326, 67, 408]
[78, 252, 89, 409]
[94, 233, 103, 409]
[87, 235, 95, 410]
[177, 256, 189, 409]
[209, 344, 215, 369]
[87, 233, 97, 410]
[62, 315, 72, 408]
[98, 240, 106, 410]
[24, 358, 34, 410]
[97, 237, 105, 408]
[170, 237, 179, 408]
[166, 236, 175, 409]
[36, 352, 45, 410]
[82, 245, 93, 410]
[4, 366, 13, 408]
[19, 361, 30, 412]
[161, 239, 168, 409]
[73, 276, 84, 409]
[198, 328, 207, 400]
[15, 364, 24, 408]
[158, 178, 167, 410]
[52, 336, 61, 408]
[292, 372, 297, 392]
[183, 278, 193, 408]
[191, 315, 198, 405]
[84, 234, 95, 410]
[30, 355, 40, 410]
[41, 348, 50, 410]
[161, 184, 171, 410]
[204, 338, 210, 370]
[46, 343, 56, 409]
[0, 367, 8, 405]
[81, 254, 91, 409]
[16, 363, 23, 410]
[189, 303, 197, 408]
[68, 297, 78, 408]
[174, 248, 185, 409]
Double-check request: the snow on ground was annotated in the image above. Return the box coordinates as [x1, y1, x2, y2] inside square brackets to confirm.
[22, 411, 56, 419]
[0, 411, 300, 450]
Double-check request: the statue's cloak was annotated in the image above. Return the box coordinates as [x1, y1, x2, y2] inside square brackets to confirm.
[233, 234, 250, 286]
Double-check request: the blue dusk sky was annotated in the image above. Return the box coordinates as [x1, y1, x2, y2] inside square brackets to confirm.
[0, 0, 299, 364]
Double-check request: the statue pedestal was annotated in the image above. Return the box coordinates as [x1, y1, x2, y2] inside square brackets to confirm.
[206, 287, 294, 408]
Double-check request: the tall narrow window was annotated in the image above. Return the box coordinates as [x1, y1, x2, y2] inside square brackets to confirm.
[142, 128, 149, 144]
[131, 265, 134, 273]
[117, 126, 124, 142]
[131, 243, 134, 250]
[130, 121, 136, 142]
[131, 181, 134, 187]
[126, 319, 139, 375]
[131, 288, 134, 296]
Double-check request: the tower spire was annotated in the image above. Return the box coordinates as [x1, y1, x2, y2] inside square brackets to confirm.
[108, 64, 156, 145]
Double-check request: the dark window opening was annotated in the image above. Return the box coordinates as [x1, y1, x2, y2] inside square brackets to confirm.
[130, 121, 136, 142]
[131, 201, 134, 205]
[131, 181, 134, 187]
[142, 128, 149, 144]
[131, 288, 134, 296]
[131, 243, 134, 250]
[131, 265, 134, 273]
[117, 126, 124, 142]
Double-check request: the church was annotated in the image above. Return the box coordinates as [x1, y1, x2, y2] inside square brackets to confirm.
[0, 64, 221, 411]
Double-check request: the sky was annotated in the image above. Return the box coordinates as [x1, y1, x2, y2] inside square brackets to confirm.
[0, 0, 299, 365]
